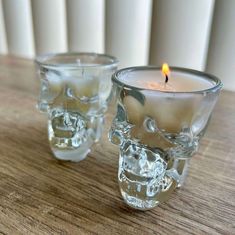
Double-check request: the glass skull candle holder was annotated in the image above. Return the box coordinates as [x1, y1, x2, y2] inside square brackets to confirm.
[36, 53, 118, 162]
[109, 66, 222, 210]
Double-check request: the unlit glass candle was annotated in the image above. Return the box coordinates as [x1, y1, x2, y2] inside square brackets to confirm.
[36, 52, 118, 162]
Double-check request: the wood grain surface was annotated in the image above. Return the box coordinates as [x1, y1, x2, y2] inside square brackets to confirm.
[0, 56, 234, 235]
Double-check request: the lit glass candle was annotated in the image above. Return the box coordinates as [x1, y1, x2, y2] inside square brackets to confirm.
[109, 65, 222, 210]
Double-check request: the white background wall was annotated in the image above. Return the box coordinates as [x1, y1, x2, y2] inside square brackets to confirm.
[206, 0, 235, 91]
[150, 0, 215, 71]
[0, 0, 7, 54]
[31, 0, 67, 54]
[67, 0, 105, 53]
[0, 0, 234, 91]
[106, 0, 152, 68]
[2, 0, 34, 57]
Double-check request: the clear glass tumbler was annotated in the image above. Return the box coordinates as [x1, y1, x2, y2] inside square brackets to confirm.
[36, 52, 118, 162]
[109, 66, 222, 210]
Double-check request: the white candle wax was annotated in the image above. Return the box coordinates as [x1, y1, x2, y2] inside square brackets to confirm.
[121, 69, 216, 137]
[45, 69, 112, 114]
[121, 69, 215, 92]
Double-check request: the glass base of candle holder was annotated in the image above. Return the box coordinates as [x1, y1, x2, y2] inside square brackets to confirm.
[117, 141, 182, 210]
[112, 132, 193, 210]
[48, 108, 104, 162]
[109, 109, 195, 210]
[51, 146, 91, 162]
[174, 158, 190, 188]
[120, 191, 159, 210]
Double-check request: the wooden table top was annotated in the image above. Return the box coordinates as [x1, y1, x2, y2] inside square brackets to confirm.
[0, 56, 234, 235]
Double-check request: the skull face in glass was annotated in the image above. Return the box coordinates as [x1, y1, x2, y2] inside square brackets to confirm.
[109, 67, 222, 210]
[36, 53, 118, 162]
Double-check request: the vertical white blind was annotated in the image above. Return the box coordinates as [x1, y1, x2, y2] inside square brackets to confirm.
[0, 0, 7, 54]
[106, 0, 152, 68]
[150, 0, 215, 71]
[31, 0, 67, 54]
[0, 0, 234, 91]
[67, 0, 105, 53]
[2, 0, 34, 58]
[206, 0, 235, 91]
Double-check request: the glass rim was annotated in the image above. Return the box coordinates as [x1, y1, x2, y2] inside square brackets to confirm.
[112, 66, 223, 94]
[35, 52, 118, 70]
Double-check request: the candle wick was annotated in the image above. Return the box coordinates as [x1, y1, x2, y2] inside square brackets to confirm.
[165, 74, 168, 83]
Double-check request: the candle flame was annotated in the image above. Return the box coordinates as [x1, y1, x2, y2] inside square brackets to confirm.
[162, 63, 170, 76]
